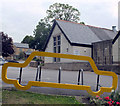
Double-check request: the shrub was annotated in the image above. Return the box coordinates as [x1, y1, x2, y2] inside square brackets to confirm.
[18, 52, 25, 60]
[33, 58, 44, 66]
[90, 90, 120, 105]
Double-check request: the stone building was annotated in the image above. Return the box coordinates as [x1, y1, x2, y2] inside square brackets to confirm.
[44, 20, 119, 63]
[43, 19, 120, 72]
[92, 40, 113, 65]
[13, 42, 35, 59]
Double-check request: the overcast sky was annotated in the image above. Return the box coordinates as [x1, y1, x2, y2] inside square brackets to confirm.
[0, 0, 119, 42]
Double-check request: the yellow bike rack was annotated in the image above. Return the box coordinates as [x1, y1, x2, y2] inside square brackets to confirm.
[2, 51, 118, 96]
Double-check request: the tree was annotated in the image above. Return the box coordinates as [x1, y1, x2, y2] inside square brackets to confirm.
[0, 32, 14, 57]
[80, 22, 85, 25]
[21, 35, 35, 49]
[21, 20, 51, 51]
[21, 35, 34, 44]
[44, 3, 80, 24]
[33, 20, 51, 51]
[22, 3, 84, 51]
[18, 51, 25, 59]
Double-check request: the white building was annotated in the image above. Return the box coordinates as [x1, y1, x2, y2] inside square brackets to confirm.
[44, 19, 120, 64]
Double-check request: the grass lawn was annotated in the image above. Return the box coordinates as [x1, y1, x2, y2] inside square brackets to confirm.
[2, 88, 81, 104]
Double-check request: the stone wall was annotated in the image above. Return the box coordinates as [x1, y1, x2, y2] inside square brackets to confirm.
[96, 64, 120, 75]
[30, 61, 92, 71]
[42, 62, 92, 71]
[30, 62, 120, 74]
[92, 40, 113, 65]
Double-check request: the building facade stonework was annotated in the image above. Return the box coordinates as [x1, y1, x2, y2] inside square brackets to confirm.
[43, 19, 120, 74]
[92, 40, 113, 65]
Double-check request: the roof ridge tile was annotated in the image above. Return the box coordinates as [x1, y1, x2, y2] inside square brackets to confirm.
[56, 19, 114, 31]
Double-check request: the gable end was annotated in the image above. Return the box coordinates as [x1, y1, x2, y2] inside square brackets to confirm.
[43, 21, 56, 51]
[44, 20, 94, 51]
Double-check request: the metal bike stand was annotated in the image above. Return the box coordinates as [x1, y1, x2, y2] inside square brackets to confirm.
[96, 75, 102, 91]
[58, 67, 61, 83]
[77, 69, 84, 85]
[17, 67, 22, 84]
[35, 61, 42, 81]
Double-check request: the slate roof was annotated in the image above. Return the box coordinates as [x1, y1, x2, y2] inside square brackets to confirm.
[44, 19, 118, 50]
[14, 43, 29, 48]
[56, 20, 117, 45]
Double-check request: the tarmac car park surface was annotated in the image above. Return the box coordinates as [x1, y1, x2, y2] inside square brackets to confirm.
[1, 64, 120, 96]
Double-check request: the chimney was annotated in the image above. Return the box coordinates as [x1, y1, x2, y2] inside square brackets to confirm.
[112, 26, 116, 33]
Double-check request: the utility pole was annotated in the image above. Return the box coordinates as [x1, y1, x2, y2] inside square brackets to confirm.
[118, 1, 120, 91]
[0, 33, 2, 56]
[0, 33, 2, 105]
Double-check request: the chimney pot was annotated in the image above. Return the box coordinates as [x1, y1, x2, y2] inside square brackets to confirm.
[112, 26, 116, 33]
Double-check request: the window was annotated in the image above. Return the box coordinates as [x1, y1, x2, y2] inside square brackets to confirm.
[57, 36, 61, 53]
[53, 37, 56, 46]
[53, 35, 61, 62]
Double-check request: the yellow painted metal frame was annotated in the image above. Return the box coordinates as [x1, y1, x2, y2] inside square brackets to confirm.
[2, 51, 118, 96]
